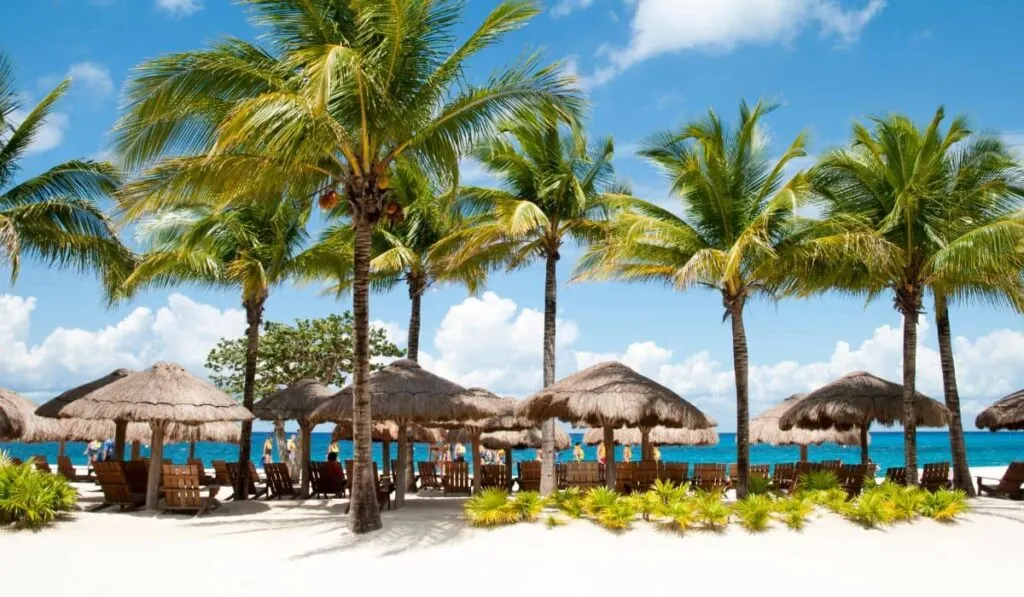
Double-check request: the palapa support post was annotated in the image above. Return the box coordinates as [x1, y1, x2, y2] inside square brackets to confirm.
[640, 427, 652, 462]
[300, 420, 312, 498]
[603, 425, 616, 490]
[471, 434, 482, 493]
[860, 420, 870, 465]
[146, 422, 166, 510]
[404, 427, 416, 494]
[799, 444, 808, 463]
[382, 439, 391, 477]
[504, 447, 514, 491]
[131, 441, 141, 460]
[113, 420, 127, 461]
[58, 439, 66, 460]
[395, 420, 410, 509]
[188, 440, 197, 461]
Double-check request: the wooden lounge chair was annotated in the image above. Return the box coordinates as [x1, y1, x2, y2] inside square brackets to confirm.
[417, 461, 442, 491]
[977, 462, 1024, 500]
[123, 460, 149, 495]
[771, 463, 797, 492]
[614, 462, 638, 493]
[309, 460, 346, 499]
[264, 462, 298, 499]
[32, 455, 52, 474]
[920, 462, 952, 492]
[885, 467, 907, 486]
[838, 464, 868, 497]
[187, 459, 215, 485]
[344, 461, 391, 510]
[631, 461, 660, 493]
[555, 463, 568, 489]
[57, 456, 87, 482]
[517, 461, 541, 492]
[212, 460, 231, 486]
[480, 464, 511, 491]
[692, 464, 728, 492]
[225, 462, 268, 499]
[730, 463, 770, 486]
[564, 462, 603, 490]
[444, 460, 471, 496]
[660, 462, 688, 485]
[10, 457, 23, 466]
[162, 464, 220, 515]
[92, 461, 145, 512]
[248, 461, 265, 483]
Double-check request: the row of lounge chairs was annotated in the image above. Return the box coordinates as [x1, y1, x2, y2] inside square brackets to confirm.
[91, 461, 220, 515]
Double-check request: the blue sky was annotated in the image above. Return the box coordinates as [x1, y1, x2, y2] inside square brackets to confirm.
[2, 0, 1023, 431]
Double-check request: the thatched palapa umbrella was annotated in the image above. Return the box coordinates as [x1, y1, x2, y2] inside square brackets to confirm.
[331, 421, 443, 482]
[35, 369, 132, 459]
[751, 394, 863, 462]
[312, 359, 499, 508]
[779, 371, 951, 465]
[582, 425, 719, 449]
[466, 425, 571, 483]
[1, 388, 33, 441]
[60, 362, 253, 510]
[976, 389, 1024, 431]
[516, 361, 717, 489]
[253, 379, 332, 497]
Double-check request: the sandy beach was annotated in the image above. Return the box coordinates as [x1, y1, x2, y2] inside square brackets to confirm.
[2, 465, 1021, 597]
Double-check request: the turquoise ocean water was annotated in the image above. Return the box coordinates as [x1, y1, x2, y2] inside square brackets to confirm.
[3, 431, 1022, 472]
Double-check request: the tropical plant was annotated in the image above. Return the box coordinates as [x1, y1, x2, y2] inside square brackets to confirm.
[118, 199, 347, 499]
[512, 491, 545, 522]
[734, 494, 774, 532]
[113, 0, 581, 534]
[662, 497, 699, 532]
[747, 475, 773, 496]
[552, 487, 585, 518]
[546, 514, 566, 529]
[793, 108, 1024, 487]
[453, 111, 620, 494]
[799, 471, 840, 491]
[775, 496, 814, 531]
[694, 491, 732, 530]
[888, 486, 926, 522]
[651, 478, 689, 505]
[920, 489, 969, 522]
[628, 490, 665, 521]
[595, 499, 636, 531]
[844, 491, 894, 528]
[0, 461, 78, 528]
[576, 100, 811, 497]
[583, 486, 619, 517]
[464, 488, 519, 526]
[0, 51, 129, 288]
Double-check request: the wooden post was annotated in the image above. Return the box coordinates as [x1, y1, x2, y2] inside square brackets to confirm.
[113, 420, 127, 461]
[130, 441, 141, 461]
[640, 427, 652, 462]
[604, 425, 616, 490]
[58, 439, 66, 460]
[504, 446, 514, 491]
[860, 421, 870, 465]
[799, 444, 808, 463]
[395, 420, 409, 509]
[300, 421, 312, 498]
[404, 426, 416, 493]
[471, 434, 482, 493]
[382, 439, 391, 477]
[188, 441, 197, 461]
[146, 422, 166, 510]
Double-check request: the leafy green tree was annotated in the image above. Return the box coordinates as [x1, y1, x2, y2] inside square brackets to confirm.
[575, 100, 811, 498]
[118, 198, 349, 499]
[453, 111, 619, 495]
[114, 0, 581, 533]
[795, 108, 1024, 488]
[0, 52, 128, 287]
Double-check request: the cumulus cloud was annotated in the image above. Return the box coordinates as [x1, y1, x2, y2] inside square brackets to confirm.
[0, 293, 245, 396]
[7, 109, 70, 155]
[551, 0, 595, 18]
[584, 0, 885, 86]
[67, 62, 114, 97]
[155, 0, 201, 17]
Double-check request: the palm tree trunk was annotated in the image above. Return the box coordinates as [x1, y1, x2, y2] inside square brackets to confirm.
[349, 216, 382, 533]
[273, 420, 287, 473]
[113, 420, 127, 461]
[504, 447, 514, 491]
[382, 439, 391, 477]
[235, 294, 265, 501]
[901, 304, 920, 486]
[799, 445, 808, 462]
[860, 422, 870, 465]
[188, 441, 196, 461]
[640, 427, 652, 462]
[540, 251, 558, 496]
[407, 279, 423, 362]
[299, 421, 312, 498]
[404, 427, 417, 494]
[728, 298, 751, 499]
[934, 293, 975, 496]
[603, 425, 616, 490]
[396, 422, 410, 509]
[471, 434, 482, 493]
[145, 422, 166, 510]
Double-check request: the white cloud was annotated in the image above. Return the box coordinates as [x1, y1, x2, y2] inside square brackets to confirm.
[552, 0, 594, 18]
[0, 293, 245, 396]
[7, 109, 70, 155]
[155, 0, 201, 17]
[67, 62, 114, 97]
[585, 0, 885, 86]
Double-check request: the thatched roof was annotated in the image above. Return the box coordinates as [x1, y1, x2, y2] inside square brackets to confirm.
[312, 359, 502, 424]
[60, 362, 253, 424]
[778, 371, 951, 431]
[515, 362, 717, 429]
[582, 426, 719, 447]
[1, 388, 31, 441]
[426, 389, 525, 431]
[34, 369, 133, 419]
[976, 389, 1024, 431]
[751, 394, 864, 446]
[476, 427, 572, 451]
[330, 421, 443, 444]
[253, 379, 333, 422]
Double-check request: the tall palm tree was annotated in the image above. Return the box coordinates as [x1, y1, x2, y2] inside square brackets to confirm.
[800, 109, 1024, 488]
[117, 197, 348, 499]
[575, 100, 810, 498]
[452, 111, 620, 495]
[319, 161, 486, 506]
[113, 0, 581, 533]
[0, 52, 127, 286]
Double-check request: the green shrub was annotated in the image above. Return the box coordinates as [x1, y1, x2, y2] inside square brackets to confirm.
[551, 488, 585, 518]
[629, 491, 664, 521]
[512, 491, 545, 522]
[920, 489, 969, 522]
[845, 492, 894, 528]
[596, 499, 636, 530]
[545, 514, 566, 529]
[747, 476, 773, 496]
[463, 488, 518, 527]
[775, 496, 814, 531]
[735, 494, 774, 532]
[694, 491, 731, 530]
[889, 487, 926, 522]
[651, 478, 689, 505]
[583, 487, 619, 517]
[662, 498, 698, 531]
[0, 461, 78, 528]
[799, 471, 840, 491]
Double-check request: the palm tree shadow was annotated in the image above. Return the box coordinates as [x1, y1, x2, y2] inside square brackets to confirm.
[969, 499, 1024, 525]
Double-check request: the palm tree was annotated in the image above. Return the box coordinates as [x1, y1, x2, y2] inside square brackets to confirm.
[452, 111, 620, 495]
[0, 52, 127, 286]
[575, 100, 810, 498]
[319, 161, 486, 505]
[117, 197, 348, 499]
[801, 108, 1024, 488]
[113, 0, 581, 533]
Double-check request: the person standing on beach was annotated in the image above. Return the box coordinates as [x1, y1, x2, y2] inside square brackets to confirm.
[454, 442, 466, 462]
[287, 434, 299, 479]
[572, 442, 584, 462]
[262, 436, 274, 466]
[622, 444, 633, 464]
[327, 440, 339, 460]
[653, 446, 661, 462]
[101, 437, 114, 462]
[597, 442, 606, 465]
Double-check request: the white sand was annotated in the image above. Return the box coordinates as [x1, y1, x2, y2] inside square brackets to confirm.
[2, 465, 1021, 597]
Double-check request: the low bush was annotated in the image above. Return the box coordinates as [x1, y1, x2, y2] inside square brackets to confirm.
[0, 459, 78, 528]
[463, 488, 518, 527]
[735, 494, 774, 532]
[662, 498, 699, 531]
[888, 487, 926, 522]
[694, 491, 731, 530]
[651, 479, 689, 505]
[512, 491, 545, 522]
[747, 476, 773, 496]
[844, 491, 894, 528]
[583, 487, 619, 517]
[775, 496, 814, 531]
[551, 487, 585, 518]
[545, 515, 566, 529]
[799, 471, 840, 491]
[596, 499, 636, 530]
[628, 491, 664, 521]
[920, 489, 969, 522]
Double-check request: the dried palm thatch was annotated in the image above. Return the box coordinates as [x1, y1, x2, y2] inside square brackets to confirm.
[331, 421, 442, 444]
[476, 427, 571, 451]
[516, 362, 716, 429]
[976, 389, 1024, 431]
[253, 379, 333, 422]
[751, 394, 863, 446]
[426, 390, 523, 431]
[60, 362, 253, 424]
[1, 388, 32, 441]
[582, 426, 719, 447]
[33, 369, 132, 419]
[24, 418, 239, 444]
